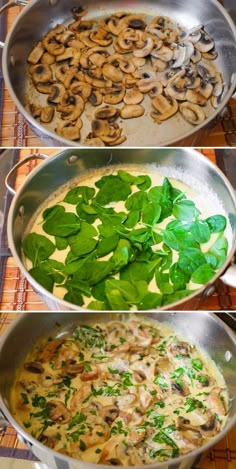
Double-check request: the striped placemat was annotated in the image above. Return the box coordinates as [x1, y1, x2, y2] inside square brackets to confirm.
[0, 312, 235, 468]
[1, 148, 236, 312]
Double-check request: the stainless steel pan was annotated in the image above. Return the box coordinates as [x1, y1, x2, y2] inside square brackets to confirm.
[0, 312, 235, 469]
[1, 0, 236, 147]
[6, 147, 236, 311]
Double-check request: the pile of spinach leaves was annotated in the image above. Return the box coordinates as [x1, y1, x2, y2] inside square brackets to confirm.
[23, 170, 228, 310]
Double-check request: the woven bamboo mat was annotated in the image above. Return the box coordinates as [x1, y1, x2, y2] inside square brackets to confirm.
[0, 313, 235, 468]
[1, 1, 236, 147]
[1, 148, 236, 312]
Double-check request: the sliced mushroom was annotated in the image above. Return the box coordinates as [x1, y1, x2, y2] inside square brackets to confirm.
[40, 106, 55, 123]
[71, 6, 88, 19]
[56, 47, 79, 62]
[171, 381, 190, 396]
[90, 28, 113, 47]
[138, 76, 163, 95]
[106, 134, 126, 146]
[200, 412, 221, 437]
[80, 30, 97, 48]
[48, 83, 66, 104]
[57, 92, 85, 121]
[57, 30, 75, 46]
[104, 85, 125, 104]
[56, 118, 82, 140]
[152, 44, 173, 62]
[198, 81, 213, 99]
[70, 81, 92, 101]
[19, 380, 37, 393]
[168, 341, 192, 356]
[69, 19, 95, 33]
[41, 52, 56, 65]
[195, 29, 215, 53]
[84, 136, 105, 146]
[186, 89, 207, 106]
[131, 56, 146, 68]
[46, 400, 71, 424]
[151, 57, 168, 72]
[42, 33, 65, 57]
[24, 361, 44, 374]
[62, 359, 84, 377]
[94, 106, 120, 121]
[80, 368, 100, 381]
[124, 89, 144, 104]
[27, 41, 44, 64]
[151, 95, 178, 122]
[179, 102, 206, 125]
[102, 63, 123, 83]
[120, 104, 144, 118]
[31, 64, 53, 84]
[29, 104, 42, 119]
[115, 393, 137, 408]
[91, 119, 113, 137]
[133, 35, 154, 57]
[191, 48, 202, 64]
[100, 406, 120, 424]
[207, 387, 226, 415]
[89, 90, 103, 106]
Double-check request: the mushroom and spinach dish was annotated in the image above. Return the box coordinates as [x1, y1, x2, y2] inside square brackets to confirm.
[26, 7, 225, 145]
[22, 166, 229, 310]
[11, 317, 228, 465]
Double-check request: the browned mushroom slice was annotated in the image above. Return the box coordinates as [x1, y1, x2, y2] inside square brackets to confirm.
[107, 134, 127, 146]
[70, 81, 92, 100]
[104, 86, 125, 104]
[179, 102, 206, 125]
[151, 44, 173, 62]
[102, 63, 123, 83]
[138, 76, 163, 95]
[124, 89, 144, 104]
[120, 104, 144, 119]
[56, 47, 79, 62]
[36, 82, 53, 94]
[46, 400, 71, 424]
[42, 34, 65, 57]
[57, 30, 75, 46]
[168, 341, 192, 356]
[100, 128, 123, 145]
[100, 406, 120, 425]
[48, 83, 66, 104]
[31, 64, 53, 84]
[123, 74, 137, 88]
[107, 15, 129, 36]
[195, 29, 215, 53]
[166, 76, 187, 101]
[95, 106, 120, 121]
[29, 104, 42, 118]
[40, 106, 55, 123]
[133, 35, 154, 57]
[84, 136, 105, 146]
[80, 30, 97, 48]
[107, 54, 135, 74]
[72, 5, 88, 19]
[198, 81, 213, 99]
[69, 19, 95, 33]
[24, 361, 44, 373]
[207, 387, 226, 415]
[151, 95, 178, 123]
[41, 52, 55, 65]
[117, 28, 136, 52]
[200, 412, 221, 437]
[38, 434, 58, 449]
[113, 40, 131, 55]
[62, 359, 84, 377]
[56, 118, 82, 140]
[91, 119, 112, 137]
[58, 92, 85, 121]
[151, 57, 168, 72]
[186, 90, 207, 106]
[191, 48, 202, 64]
[89, 90, 103, 106]
[27, 41, 45, 64]
[202, 49, 218, 60]
[90, 28, 113, 47]
[89, 50, 109, 68]
[68, 38, 85, 50]
[131, 56, 146, 68]
[171, 381, 190, 396]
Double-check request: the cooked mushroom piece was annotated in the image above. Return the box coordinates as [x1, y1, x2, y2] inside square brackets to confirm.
[124, 89, 144, 104]
[207, 387, 226, 415]
[171, 381, 190, 396]
[41, 52, 56, 65]
[29, 104, 42, 119]
[90, 28, 113, 47]
[91, 119, 113, 137]
[133, 35, 154, 57]
[100, 406, 120, 424]
[38, 433, 58, 449]
[70, 81, 92, 101]
[120, 104, 144, 119]
[94, 106, 120, 121]
[27, 41, 44, 64]
[56, 118, 82, 140]
[104, 86, 125, 105]
[179, 102, 206, 125]
[84, 136, 105, 146]
[42, 32, 65, 57]
[151, 95, 178, 122]
[57, 92, 85, 121]
[106, 134, 127, 146]
[40, 106, 55, 123]
[46, 400, 71, 424]
[48, 83, 66, 104]
[195, 29, 215, 53]
[31, 64, 53, 84]
[185, 90, 207, 106]
[168, 341, 192, 356]
[89, 90, 103, 106]
[56, 47, 79, 62]
[102, 63, 123, 83]
[24, 361, 44, 374]
[71, 6, 88, 19]
[62, 359, 84, 377]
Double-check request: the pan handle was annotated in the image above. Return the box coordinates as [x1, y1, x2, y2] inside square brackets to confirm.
[5, 153, 48, 196]
[220, 263, 236, 288]
[0, 0, 28, 15]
